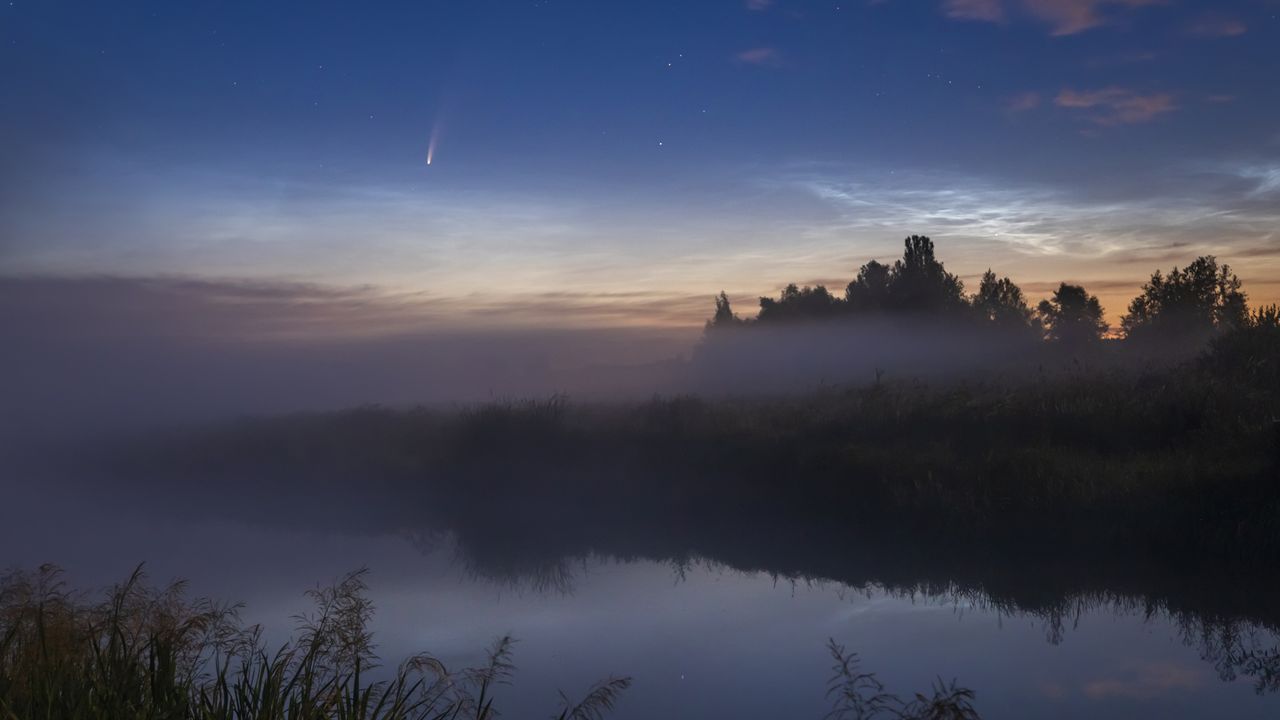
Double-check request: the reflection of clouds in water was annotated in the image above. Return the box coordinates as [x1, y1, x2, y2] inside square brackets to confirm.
[1082, 662, 1207, 700]
[1038, 679, 1068, 700]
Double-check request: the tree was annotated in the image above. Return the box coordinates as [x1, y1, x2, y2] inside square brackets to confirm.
[845, 260, 891, 312]
[705, 291, 741, 331]
[757, 283, 843, 323]
[972, 270, 1035, 330]
[1120, 256, 1247, 343]
[1037, 283, 1108, 345]
[886, 235, 965, 312]
[1203, 304, 1280, 387]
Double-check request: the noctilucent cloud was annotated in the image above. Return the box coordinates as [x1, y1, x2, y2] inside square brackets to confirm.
[3, 0, 1278, 330]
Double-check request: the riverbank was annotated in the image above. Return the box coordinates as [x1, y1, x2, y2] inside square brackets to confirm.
[106, 342, 1280, 570]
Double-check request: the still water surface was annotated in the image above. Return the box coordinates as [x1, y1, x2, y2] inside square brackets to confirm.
[4, 476, 1278, 719]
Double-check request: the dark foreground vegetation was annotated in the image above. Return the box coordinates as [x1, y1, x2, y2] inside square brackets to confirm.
[0, 566, 978, 720]
[0, 565, 634, 720]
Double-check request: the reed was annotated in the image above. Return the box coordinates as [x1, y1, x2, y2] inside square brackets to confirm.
[0, 565, 627, 720]
[0, 568, 983, 719]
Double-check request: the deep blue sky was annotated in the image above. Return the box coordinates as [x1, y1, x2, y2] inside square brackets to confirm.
[3, 0, 1278, 327]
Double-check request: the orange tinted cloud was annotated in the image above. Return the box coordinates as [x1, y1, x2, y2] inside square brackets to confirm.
[944, 0, 1004, 22]
[944, 0, 1163, 36]
[1082, 663, 1204, 700]
[1006, 92, 1041, 112]
[1055, 87, 1176, 126]
[734, 47, 782, 66]
[1187, 14, 1247, 37]
[1024, 0, 1161, 36]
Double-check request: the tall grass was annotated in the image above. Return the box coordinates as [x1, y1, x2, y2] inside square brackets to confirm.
[825, 639, 979, 720]
[0, 568, 985, 719]
[0, 565, 630, 720]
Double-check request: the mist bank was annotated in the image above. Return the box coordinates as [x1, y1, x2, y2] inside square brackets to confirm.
[3, 266, 1272, 449]
[691, 318, 1078, 393]
[101, 324, 1280, 566]
[0, 275, 698, 446]
[0, 274, 1106, 448]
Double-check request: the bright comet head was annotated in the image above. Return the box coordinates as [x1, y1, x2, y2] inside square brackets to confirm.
[427, 120, 441, 166]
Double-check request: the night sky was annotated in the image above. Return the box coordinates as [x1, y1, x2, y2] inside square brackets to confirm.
[4, 0, 1279, 330]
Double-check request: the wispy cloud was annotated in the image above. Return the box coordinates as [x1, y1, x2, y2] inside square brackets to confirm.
[1055, 87, 1176, 126]
[1025, 0, 1161, 36]
[777, 162, 1280, 320]
[790, 170, 1127, 256]
[0, 275, 718, 339]
[1236, 165, 1280, 197]
[1006, 92, 1042, 112]
[775, 163, 1280, 266]
[10, 152, 1280, 334]
[734, 47, 782, 66]
[944, 0, 1004, 22]
[745, 0, 774, 10]
[1187, 14, 1247, 38]
[942, 0, 1163, 36]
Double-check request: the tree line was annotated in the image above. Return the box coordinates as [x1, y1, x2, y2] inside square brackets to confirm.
[707, 235, 1268, 348]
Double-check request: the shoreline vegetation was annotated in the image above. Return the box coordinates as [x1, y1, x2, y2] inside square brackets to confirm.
[702, 235, 1252, 346]
[0, 565, 978, 720]
[690, 235, 1277, 393]
[114, 311, 1280, 570]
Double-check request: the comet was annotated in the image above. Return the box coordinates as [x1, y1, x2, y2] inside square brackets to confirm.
[426, 120, 442, 166]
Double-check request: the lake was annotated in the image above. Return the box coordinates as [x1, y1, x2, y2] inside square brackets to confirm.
[4, 464, 1278, 720]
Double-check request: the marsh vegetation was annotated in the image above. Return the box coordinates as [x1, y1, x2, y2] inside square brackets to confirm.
[0, 566, 986, 720]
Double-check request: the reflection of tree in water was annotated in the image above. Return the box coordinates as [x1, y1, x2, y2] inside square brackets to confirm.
[413, 521, 1280, 696]
[1176, 614, 1280, 694]
[972, 591, 1280, 694]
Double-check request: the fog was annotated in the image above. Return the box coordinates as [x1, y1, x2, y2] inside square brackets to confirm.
[1, 273, 1094, 453]
[0, 275, 698, 446]
[690, 318, 1054, 394]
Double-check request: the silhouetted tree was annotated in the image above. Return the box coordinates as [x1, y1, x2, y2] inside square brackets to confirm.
[845, 260, 892, 312]
[972, 270, 1036, 330]
[757, 283, 843, 323]
[1121, 256, 1248, 344]
[705, 291, 741, 331]
[885, 235, 965, 312]
[1037, 283, 1108, 345]
[1204, 304, 1280, 387]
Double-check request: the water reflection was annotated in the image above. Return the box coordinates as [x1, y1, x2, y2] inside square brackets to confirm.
[7, 446, 1280, 717]
[414, 529, 1280, 697]
[89, 455, 1280, 700]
